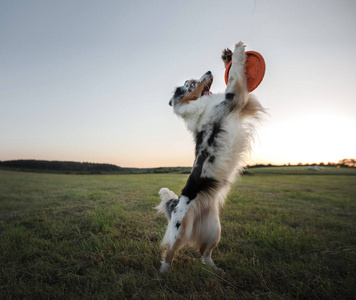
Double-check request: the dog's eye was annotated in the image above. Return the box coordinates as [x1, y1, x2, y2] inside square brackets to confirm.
[190, 82, 196, 88]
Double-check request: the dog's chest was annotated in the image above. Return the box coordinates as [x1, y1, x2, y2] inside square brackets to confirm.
[195, 114, 238, 157]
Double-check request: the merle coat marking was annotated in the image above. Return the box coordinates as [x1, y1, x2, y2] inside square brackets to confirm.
[156, 42, 265, 272]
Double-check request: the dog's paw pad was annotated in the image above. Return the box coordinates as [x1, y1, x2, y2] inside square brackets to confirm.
[221, 48, 233, 67]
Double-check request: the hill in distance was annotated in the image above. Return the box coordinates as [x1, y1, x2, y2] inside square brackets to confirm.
[0, 159, 191, 174]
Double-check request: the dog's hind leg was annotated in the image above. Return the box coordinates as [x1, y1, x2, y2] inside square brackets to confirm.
[159, 146, 221, 272]
[201, 246, 218, 270]
[160, 195, 192, 272]
[160, 236, 183, 272]
[198, 208, 221, 270]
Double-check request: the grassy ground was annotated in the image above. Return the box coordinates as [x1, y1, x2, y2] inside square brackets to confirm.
[0, 168, 355, 299]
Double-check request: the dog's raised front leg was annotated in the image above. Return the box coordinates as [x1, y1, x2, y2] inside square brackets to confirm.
[225, 42, 249, 113]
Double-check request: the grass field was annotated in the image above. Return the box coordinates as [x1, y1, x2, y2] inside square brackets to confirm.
[0, 168, 355, 299]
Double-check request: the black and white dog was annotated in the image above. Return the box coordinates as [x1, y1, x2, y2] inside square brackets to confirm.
[156, 42, 265, 272]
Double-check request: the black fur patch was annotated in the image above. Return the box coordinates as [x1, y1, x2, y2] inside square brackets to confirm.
[182, 151, 206, 200]
[225, 93, 237, 113]
[173, 87, 185, 98]
[209, 155, 215, 164]
[175, 222, 181, 229]
[208, 122, 223, 146]
[166, 199, 178, 219]
[181, 149, 220, 201]
[195, 130, 204, 156]
[226, 93, 235, 101]
[229, 103, 237, 113]
[199, 177, 220, 195]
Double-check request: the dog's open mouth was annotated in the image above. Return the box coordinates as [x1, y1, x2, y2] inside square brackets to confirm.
[201, 78, 213, 96]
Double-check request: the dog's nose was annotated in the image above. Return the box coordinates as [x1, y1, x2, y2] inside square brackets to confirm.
[206, 71, 212, 75]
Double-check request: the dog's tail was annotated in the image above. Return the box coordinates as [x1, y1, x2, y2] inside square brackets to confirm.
[155, 188, 179, 221]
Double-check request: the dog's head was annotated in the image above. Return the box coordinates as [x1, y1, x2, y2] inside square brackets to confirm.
[169, 71, 213, 107]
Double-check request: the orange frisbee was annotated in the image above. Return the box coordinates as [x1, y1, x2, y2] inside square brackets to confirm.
[224, 51, 265, 92]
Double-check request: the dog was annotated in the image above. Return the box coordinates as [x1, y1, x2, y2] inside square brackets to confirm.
[156, 42, 265, 272]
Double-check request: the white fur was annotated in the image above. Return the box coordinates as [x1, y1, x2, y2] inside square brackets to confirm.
[161, 195, 191, 247]
[156, 42, 264, 272]
[160, 262, 171, 273]
[156, 188, 178, 220]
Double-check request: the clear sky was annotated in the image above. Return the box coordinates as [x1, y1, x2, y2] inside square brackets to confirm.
[1, 0, 355, 168]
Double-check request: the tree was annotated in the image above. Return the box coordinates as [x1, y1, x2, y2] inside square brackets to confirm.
[337, 159, 356, 168]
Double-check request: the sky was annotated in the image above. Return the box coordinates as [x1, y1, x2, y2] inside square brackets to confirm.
[1, 0, 355, 168]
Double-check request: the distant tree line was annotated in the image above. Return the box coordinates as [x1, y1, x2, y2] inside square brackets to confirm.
[0, 160, 192, 174]
[247, 159, 356, 168]
[0, 159, 354, 175]
[336, 159, 356, 168]
[0, 160, 126, 174]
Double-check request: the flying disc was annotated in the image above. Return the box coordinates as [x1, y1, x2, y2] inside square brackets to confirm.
[224, 51, 265, 92]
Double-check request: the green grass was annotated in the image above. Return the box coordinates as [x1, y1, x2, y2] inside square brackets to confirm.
[0, 169, 355, 299]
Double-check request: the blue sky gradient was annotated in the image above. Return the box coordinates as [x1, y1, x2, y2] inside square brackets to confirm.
[1, 0, 355, 167]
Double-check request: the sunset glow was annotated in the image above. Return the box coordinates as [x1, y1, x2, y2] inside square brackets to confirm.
[1, 1, 355, 168]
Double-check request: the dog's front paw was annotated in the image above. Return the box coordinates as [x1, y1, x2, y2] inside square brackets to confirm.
[232, 41, 246, 64]
[221, 48, 233, 67]
[234, 41, 245, 51]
